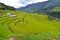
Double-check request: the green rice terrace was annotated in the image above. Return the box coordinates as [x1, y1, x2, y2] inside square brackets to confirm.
[0, 10, 60, 40]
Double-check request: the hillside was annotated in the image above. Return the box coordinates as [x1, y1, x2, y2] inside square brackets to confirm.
[0, 10, 60, 40]
[51, 6, 60, 12]
[45, 6, 60, 19]
[0, 2, 15, 10]
[19, 0, 60, 13]
[18, 0, 60, 19]
[0, 1, 60, 40]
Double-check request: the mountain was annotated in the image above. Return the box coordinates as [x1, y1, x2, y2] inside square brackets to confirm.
[0, 2, 15, 10]
[19, 0, 60, 13]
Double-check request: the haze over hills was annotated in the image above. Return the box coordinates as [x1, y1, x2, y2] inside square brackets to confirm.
[19, 0, 60, 13]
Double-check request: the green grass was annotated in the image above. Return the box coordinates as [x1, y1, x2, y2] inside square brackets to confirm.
[51, 6, 60, 12]
[0, 10, 60, 40]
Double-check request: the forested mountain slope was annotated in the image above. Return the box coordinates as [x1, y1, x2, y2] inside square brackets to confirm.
[19, 0, 60, 13]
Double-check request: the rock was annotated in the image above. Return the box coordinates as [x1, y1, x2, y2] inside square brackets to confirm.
[6, 37, 14, 40]
[9, 38, 14, 40]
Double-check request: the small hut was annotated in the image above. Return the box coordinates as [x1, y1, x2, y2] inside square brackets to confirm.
[7, 13, 16, 17]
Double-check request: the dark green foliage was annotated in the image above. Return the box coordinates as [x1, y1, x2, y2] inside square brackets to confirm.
[0, 2, 16, 10]
[46, 12, 60, 21]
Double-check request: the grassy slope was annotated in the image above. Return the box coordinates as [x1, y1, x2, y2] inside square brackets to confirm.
[0, 10, 60, 40]
[51, 6, 60, 12]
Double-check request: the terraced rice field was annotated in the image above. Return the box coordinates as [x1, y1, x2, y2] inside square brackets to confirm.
[0, 10, 60, 40]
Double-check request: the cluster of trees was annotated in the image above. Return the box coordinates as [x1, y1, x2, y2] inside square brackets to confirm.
[46, 6, 60, 20]
[46, 11, 60, 21]
[0, 2, 16, 10]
